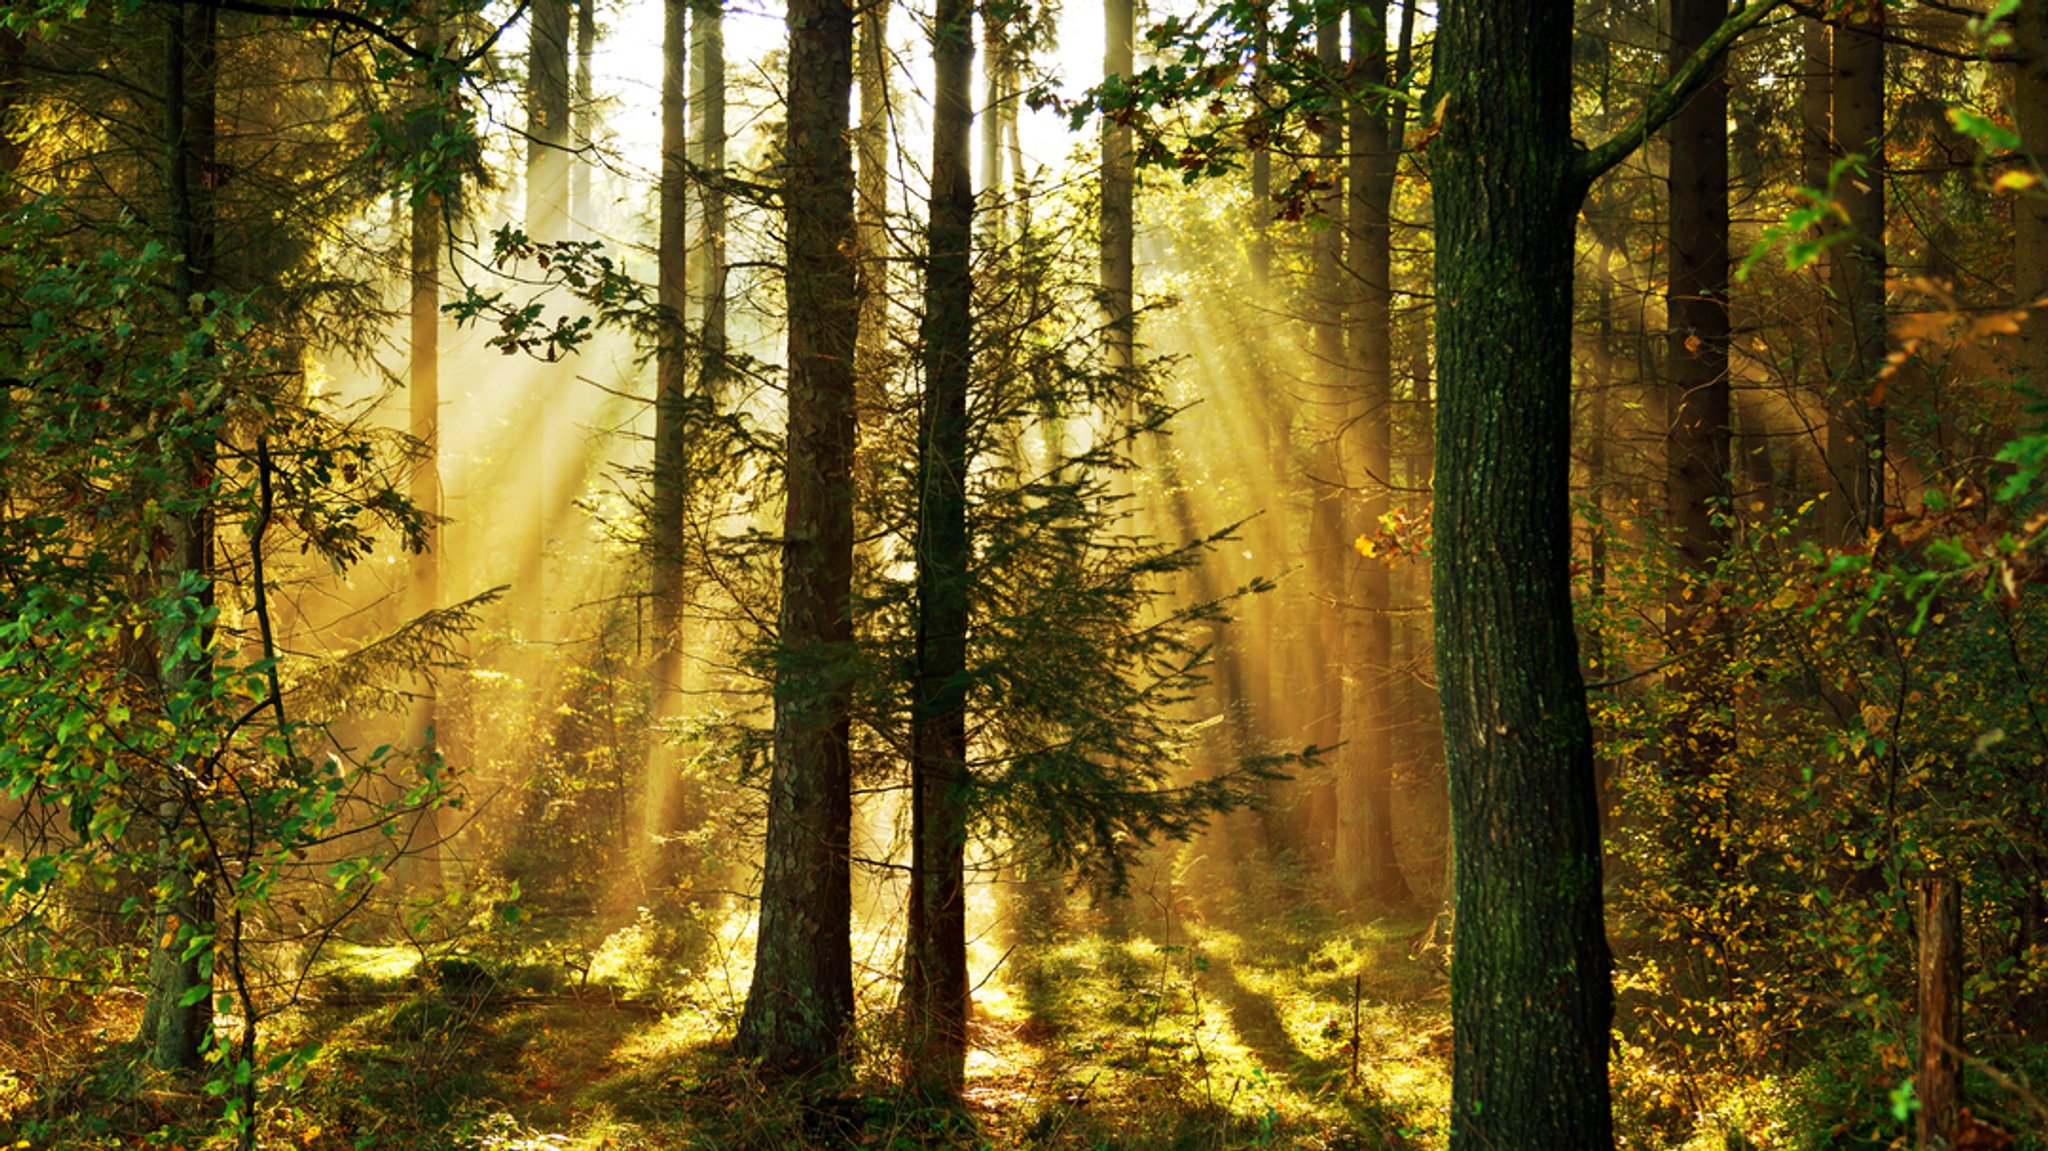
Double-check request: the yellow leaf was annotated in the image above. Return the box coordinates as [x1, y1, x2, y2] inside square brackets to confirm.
[1996, 169, 2040, 193]
[1353, 535, 1377, 558]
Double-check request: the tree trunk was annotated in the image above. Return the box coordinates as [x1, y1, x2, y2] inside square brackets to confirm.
[1663, 0, 1732, 876]
[1829, 0, 1886, 535]
[140, 2, 220, 1071]
[903, 0, 973, 1095]
[407, 183, 445, 890]
[649, 0, 688, 719]
[1335, 0, 1410, 907]
[1304, 9, 1345, 859]
[1101, 0, 1135, 373]
[854, 0, 889, 459]
[693, 0, 726, 395]
[573, 0, 596, 228]
[522, 0, 571, 621]
[2015, 1, 2048, 400]
[735, 0, 859, 1073]
[1431, 0, 1613, 1144]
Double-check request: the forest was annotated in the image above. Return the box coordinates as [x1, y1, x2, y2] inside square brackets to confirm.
[0, 0, 2044, 1146]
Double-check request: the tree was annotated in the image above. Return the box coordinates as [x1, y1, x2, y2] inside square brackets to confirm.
[138, 0, 221, 1071]
[2018, 1, 2048, 397]
[649, 0, 686, 723]
[1335, 0, 1411, 907]
[1102, 0, 1135, 374]
[1827, 0, 1887, 534]
[1427, 0, 1778, 1145]
[902, 0, 973, 1095]
[1661, 0, 1733, 886]
[522, 0, 571, 620]
[735, 0, 859, 1072]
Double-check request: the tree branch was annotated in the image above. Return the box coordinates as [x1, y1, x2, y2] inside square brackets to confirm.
[1574, 0, 1790, 189]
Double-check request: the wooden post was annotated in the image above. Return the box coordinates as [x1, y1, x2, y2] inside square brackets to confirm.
[1918, 875, 1962, 1150]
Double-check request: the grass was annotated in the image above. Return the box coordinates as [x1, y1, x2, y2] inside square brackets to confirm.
[0, 860, 1460, 1151]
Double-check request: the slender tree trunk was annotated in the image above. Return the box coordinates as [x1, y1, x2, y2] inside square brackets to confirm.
[408, 184, 445, 889]
[649, 0, 688, 720]
[2015, 1, 2048, 401]
[1335, 0, 1410, 907]
[573, 0, 596, 228]
[980, 11, 1006, 240]
[693, 0, 726, 392]
[736, 0, 859, 1072]
[904, 0, 974, 1095]
[1304, 10, 1345, 859]
[1101, 0, 1135, 373]
[522, 0, 571, 621]
[141, 2, 219, 1071]
[1829, 0, 1886, 534]
[1432, 0, 1613, 1144]
[854, 0, 889, 467]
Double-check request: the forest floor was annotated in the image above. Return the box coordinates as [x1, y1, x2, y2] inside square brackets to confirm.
[0, 877, 1459, 1150]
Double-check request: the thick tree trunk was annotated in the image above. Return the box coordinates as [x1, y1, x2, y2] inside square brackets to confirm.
[140, 2, 220, 1071]
[1829, 0, 1886, 535]
[1101, 0, 1135, 373]
[1335, 0, 1410, 907]
[736, 0, 859, 1073]
[1431, 0, 1614, 1145]
[903, 0, 973, 1095]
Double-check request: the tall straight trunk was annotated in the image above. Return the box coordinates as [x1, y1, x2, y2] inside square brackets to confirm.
[736, 0, 858, 1072]
[140, 1, 219, 1071]
[854, 0, 889, 444]
[1663, 0, 1732, 856]
[573, 0, 596, 228]
[1802, 17, 1844, 530]
[1432, 0, 1612, 1144]
[407, 186, 445, 888]
[522, 0, 571, 621]
[1335, 0, 1409, 906]
[1249, 10, 1272, 292]
[2015, 1, 2048, 401]
[1829, 0, 1886, 534]
[904, 0, 973, 1095]
[980, 13, 1006, 239]
[1101, 0, 1135, 373]
[693, 0, 726, 392]
[1666, 0, 1732, 569]
[1303, 10, 1345, 857]
[649, 0, 688, 713]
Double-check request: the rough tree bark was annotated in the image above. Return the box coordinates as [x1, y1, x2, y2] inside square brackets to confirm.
[735, 0, 859, 1073]
[1303, 9, 1345, 857]
[903, 0, 974, 1095]
[1430, 0, 1779, 1143]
